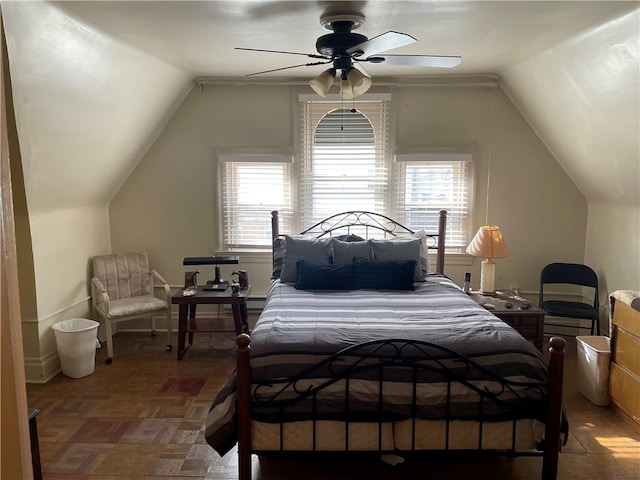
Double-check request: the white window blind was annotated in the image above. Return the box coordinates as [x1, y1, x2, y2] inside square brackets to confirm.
[219, 155, 292, 248]
[219, 96, 474, 252]
[299, 100, 390, 229]
[393, 153, 472, 249]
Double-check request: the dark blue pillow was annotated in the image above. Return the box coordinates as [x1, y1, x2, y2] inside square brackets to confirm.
[353, 258, 416, 290]
[295, 261, 356, 290]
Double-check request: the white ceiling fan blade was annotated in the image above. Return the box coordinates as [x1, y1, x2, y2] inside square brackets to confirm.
[346, 31, 417, 57]
[369, 54, 462, 68]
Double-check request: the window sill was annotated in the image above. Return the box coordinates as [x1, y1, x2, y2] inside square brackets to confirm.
[443, 252, 474, 266]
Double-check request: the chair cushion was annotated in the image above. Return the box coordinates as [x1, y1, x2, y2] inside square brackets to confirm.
[542, 300, 598, 320]
[92, 252, 151, 300]
[105, 296, 168, 319]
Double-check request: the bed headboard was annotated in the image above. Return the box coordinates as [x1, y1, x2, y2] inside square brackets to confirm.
[271, 210, 447, 275]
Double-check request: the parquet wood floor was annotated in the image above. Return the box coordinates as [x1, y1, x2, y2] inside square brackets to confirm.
[26, 315, 640, 479]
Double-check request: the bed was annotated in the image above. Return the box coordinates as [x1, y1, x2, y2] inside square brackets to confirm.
[205, 210, 567, 480]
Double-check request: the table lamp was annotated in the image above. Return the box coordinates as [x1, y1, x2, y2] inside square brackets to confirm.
[466, 226, 509, 295]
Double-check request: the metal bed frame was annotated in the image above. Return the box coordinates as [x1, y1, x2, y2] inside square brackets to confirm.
[273, 209, 447, 274]
[233, 210, 566, 480]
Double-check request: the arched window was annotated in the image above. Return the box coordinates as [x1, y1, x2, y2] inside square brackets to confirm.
[299, 101, 390, 228]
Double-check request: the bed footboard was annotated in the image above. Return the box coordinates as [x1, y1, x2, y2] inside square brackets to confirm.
[542, 337, 566, 480]
[235, 335, 566, 480]
[236, 334, 251, 480]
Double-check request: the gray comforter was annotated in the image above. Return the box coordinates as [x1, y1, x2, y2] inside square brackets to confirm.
[205, 275, 549, 455]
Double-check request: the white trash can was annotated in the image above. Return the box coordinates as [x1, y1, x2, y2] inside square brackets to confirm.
[576, 336, 611, 406]
[52, 319, 100, 378]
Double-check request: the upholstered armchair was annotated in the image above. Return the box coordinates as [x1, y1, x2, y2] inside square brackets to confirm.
[91, 252, 172, 364]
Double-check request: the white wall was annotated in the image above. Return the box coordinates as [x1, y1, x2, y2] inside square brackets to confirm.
[22, 206, 111, 382]
[110, 84, 294, 297]
[110, 83, 586, 306]
[585, 203, 640, 327]
[500, 8, 639, 207]
[396, 85, 588, 295]
[3, 1, 192, 382]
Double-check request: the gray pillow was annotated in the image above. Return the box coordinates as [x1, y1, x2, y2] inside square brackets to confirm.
[395, 230, 431, 275]
[331, 239, 372, 265]
[280, 236, 332, 283]
[369, 238, 424, 282]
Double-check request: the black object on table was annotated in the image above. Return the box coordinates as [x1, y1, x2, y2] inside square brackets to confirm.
[183, 256, 239, 290]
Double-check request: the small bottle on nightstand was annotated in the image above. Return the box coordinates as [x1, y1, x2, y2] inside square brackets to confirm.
[463, 272, 471, 294]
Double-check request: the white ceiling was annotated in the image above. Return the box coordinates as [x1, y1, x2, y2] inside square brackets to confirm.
[53, 0, 636, 79]
[3, 1, 639, 212]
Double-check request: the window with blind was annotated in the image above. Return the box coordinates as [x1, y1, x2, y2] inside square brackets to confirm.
[299, 99, 390, 228]
[219, 154, 293, 248]
[218, 95, 473, 252]
[392, 153, 472, 249]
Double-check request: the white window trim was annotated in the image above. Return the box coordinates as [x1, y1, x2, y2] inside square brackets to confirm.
[217, 146, 294, 164]
[298, 93, 392, 102]
[394, 153, 473, 163]
[217, 147, 294, 250]
[297, 96, 392, 231]
[394, 145, 476, 249]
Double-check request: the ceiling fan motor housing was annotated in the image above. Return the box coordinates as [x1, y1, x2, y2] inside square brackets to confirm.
[316, 20, 369, 57]
[316, 31, 368, 57]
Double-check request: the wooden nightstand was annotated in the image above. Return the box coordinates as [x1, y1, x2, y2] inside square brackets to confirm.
[469, 291, 545, 352]
[171, 285, 251, 360]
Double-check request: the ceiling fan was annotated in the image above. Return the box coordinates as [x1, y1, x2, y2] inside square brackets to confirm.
[236, 13, 462, 99]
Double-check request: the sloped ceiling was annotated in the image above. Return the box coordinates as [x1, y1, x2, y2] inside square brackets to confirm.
[2, 0, 639, 213]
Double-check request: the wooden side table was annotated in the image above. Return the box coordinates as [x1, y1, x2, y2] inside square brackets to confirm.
[171, 285, 251, 360]
[469, 291, 545, 352]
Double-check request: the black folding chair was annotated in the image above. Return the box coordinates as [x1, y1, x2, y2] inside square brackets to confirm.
[539, 262, 600, 336]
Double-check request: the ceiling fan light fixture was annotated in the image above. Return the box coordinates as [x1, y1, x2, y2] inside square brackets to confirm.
[347, 68, 372, 96]
[340, 78, 355, 100]
[309, 68, 336, 97]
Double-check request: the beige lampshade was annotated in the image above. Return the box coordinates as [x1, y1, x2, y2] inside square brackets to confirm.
[309, 69, 336, 97]
[312, 67, 372, 100]
[466, 225, 509, 295]
[347, 68, 372, 97]
[466, 225, 510, 259]
[340, 78, 355, 100]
